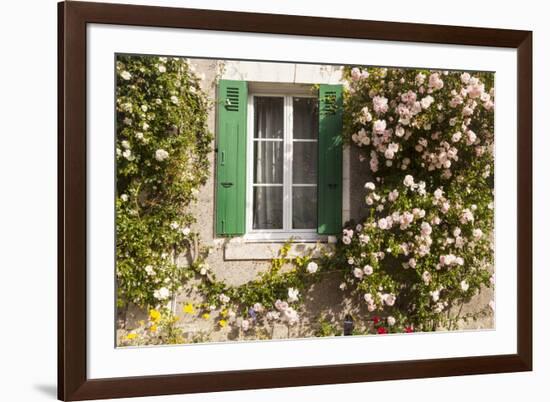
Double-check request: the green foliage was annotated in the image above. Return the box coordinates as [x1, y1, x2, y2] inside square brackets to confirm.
[331, 66, 495, 332]
[315, 315, 339, 337]
[116, 55, 212, 308]
[119, 308, 186, 346]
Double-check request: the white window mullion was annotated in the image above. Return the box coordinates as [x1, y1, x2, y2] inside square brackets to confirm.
[246, 95, 254, 234]
[288, 96, 294, 232]
[283, 96, 293, 232]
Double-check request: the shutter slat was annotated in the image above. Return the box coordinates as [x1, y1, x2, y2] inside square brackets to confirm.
[215, 80, 247, 236]
[318, 84, 343, 234]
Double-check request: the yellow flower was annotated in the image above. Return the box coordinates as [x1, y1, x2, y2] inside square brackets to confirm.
[183, 303, 195, 314]
[220, 309, 228, 318]
[149, 309, 161, 322]
[202, 313, 210, 319]
[149, 324, 158, 332]
[219, 319, 227, 328]
[126, 333, 137, 340]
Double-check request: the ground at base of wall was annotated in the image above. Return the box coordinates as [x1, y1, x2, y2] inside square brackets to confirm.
[116, 276, 494, 346]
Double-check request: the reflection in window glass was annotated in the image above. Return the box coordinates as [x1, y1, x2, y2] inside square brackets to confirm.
[254, 97, 284, 139]
[253, 186, 283, 229]
[292, 186, 317, 229]
[292, 142, 317, 184]
[293, 97, 318, 139]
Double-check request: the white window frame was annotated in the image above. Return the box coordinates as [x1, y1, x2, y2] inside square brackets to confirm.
[245, 90, 324, 242]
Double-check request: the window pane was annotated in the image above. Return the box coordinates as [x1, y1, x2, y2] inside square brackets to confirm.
[253, 187, 283, 229]
[254, 141, 283, 184]
[293, 142, 317, 184]
[292, 186, 317, 229]
[293, 97, 318, 139]
[254, 97, 284, 139]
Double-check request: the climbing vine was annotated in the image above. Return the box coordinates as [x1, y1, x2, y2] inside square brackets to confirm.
[116, 55, 212, 309]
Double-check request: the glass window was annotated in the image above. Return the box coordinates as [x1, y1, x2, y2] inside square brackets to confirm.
[250, 95, 318, 232]
[292, 186, 317, 229]
[292, 142, 317, 184]
[252, 97, 284, 229]
[253, 187, 283, 230]
[254, 97, 284, 139]
[292, 97, 318, 139]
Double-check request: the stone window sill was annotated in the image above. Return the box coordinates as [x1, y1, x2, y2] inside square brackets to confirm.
[224, 240, 335, 261]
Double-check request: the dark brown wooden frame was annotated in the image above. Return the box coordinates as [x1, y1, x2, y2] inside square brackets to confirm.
[58, 1, 532, 400]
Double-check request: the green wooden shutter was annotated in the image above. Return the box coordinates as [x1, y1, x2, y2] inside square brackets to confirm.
[318, 84, 343, 234]
[215, 80, 248, 236]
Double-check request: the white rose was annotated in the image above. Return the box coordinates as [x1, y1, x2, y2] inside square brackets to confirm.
[120, 71, 131, 80]
[452, 132, 462, 142]
[155, 149, 169, 161]
[422, 271, 432, 284]
[359, 234, 370, 244]
[383, 293, 396, 306]
[373, 119, 387, 134]
[153, 287, 170, 300]
[363, 265, 373, 275]
[430, 290, 440, 302]
[364, 182, 376, 191]
[306, 261, 318, 274]
[403, 175, 415, 187]
[281, 307, 299, 325]
[353, 268, 364, 279]
[421, 222, 432, 236]
[144, 265, 155, 276]
[288, 288, 300, 303]
[377, 218, 389, 230]
[420, 95, 434, 109]
[387, 316, 396, 326]
[466, 130, 477, 145]
[241, 319, 250, 331]
[460, 72, 471, 84]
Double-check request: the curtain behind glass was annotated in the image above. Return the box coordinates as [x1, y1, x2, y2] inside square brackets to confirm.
[253, 97, 284, 229]
[292, 97, 318, 229]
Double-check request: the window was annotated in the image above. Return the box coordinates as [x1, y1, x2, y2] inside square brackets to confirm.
[248, 94, 319, 238]
[215, 80, 342, 240]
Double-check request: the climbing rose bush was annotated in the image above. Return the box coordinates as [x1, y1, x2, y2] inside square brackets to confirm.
[116, 55, 212, 309]
[331, 66, 495, 332]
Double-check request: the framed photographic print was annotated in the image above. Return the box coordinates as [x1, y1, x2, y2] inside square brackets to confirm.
[58, 1, 532, 400]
